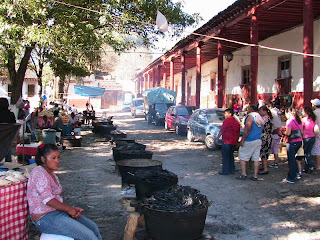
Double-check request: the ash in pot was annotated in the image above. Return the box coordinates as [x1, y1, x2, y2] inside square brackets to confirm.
[114, 142, 146, 151]
[135, 169, 178, 186]
[143, 185, 210, 212]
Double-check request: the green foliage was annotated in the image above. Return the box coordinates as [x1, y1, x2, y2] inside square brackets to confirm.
[0, 0, 199, 101]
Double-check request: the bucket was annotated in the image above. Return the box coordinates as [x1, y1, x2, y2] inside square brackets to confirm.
[42, 129, 56, 144]
[144, 206, 208, 240]
[117, 159, 162, 185]
[62, 125, 72, 136]
[74, 128, 81, 136]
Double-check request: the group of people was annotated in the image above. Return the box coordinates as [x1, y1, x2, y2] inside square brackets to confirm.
[218, 98, 320, 183]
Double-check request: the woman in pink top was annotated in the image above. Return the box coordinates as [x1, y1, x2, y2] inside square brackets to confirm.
[282, 108, 303, 183]
[302, 107, 317, 172]
[27, 144, 102, 240]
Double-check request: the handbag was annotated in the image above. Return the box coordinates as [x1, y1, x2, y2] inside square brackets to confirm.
[289, 120, 302, 140]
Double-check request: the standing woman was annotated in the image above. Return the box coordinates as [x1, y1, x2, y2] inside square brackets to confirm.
[282, 108, 303, 184]
[302, 107, 317, 173]
[258, 106, 273, 175]
[311, 99, 320, 170]
[27, 144, 102, 240]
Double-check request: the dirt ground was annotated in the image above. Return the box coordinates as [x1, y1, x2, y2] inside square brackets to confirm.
[28, 111, 320, 240]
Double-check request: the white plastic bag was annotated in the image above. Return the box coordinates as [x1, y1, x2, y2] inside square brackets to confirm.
[156, 10, 168, 33]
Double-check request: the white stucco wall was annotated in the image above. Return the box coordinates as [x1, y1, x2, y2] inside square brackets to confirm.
[171, 18, 320, 106]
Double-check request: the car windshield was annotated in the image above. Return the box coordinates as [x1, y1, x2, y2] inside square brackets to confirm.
[206, 110, 225, 123]
[135, 99, 143, 106]
[155, 103, 168, 111]
[177, 107, 195, 116]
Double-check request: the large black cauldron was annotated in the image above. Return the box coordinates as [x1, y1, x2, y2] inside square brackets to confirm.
[134, 169, 178, 199]
[143, 186, 210, 240]
[117, 159, 162, 185]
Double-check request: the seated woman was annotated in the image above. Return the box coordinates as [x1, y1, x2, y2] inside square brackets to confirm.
[27, 144, 102, 240]
[38, 115, 53, 129]
[68, 112, 80, 128]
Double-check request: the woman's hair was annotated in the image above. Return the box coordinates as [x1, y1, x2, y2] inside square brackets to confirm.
[304, 106, 316, 122]
[35, 144, 59, 166]
[259, 106, 273, 119]
[286, 107, 301, 124]
[225, 108, 234, 115]
[0, 97, 9, 111]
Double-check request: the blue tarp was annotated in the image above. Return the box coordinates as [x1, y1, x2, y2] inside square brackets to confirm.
[74, 85, 105, 97]
[142, 87, 176, 105]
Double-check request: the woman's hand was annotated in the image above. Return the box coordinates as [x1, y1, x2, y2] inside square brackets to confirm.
[66, 206, 84, 219]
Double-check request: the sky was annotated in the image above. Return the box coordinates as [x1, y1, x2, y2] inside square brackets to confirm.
[152, 0, 237, 59]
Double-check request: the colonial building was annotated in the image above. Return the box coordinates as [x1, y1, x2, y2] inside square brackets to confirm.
[133, 0, 320, 108]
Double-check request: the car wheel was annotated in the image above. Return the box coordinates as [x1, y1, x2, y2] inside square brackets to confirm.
[147, 114, 152, 124]
[175, 125, 181, 135]
[155, 118, 160, 126]
[164, 121, 169, 130]
[187, 130, 195, 142]
[205, 135, 217, 151]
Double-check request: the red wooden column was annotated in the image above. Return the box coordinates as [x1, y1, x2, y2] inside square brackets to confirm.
[303, 0, 314, 107]
[170, 58, 175, 91]
[143, 74, 147, 91]
[196, 42, 203, 108]
[250, 12, 258, 105]
[162, 64, 167, 88]
[152, 69, 156, 88]
[217, 40, 224, 108]
[181, 52, 186, 105]
[157, 65, 161, 87]
[147, 72, 151, 89]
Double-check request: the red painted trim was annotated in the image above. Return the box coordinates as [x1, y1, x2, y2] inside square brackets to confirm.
[170, 60, 174, 91]
[303, 0, 314, 107]
[250, 13, 258, 105]
[181, 52, 186, 105]
[217, 40, 224, 108]
[196, 45, 202, 108]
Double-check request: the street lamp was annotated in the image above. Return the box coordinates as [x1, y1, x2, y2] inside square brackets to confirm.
[225, 52, 234, 62]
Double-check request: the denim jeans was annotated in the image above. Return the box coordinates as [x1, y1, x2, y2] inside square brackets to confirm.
[303, 137, 316, 171]
[221, 142, 236, 174]
[26, 121, 37, 142]
[34, 210, 102, 240]
[286, 141, 302, 181]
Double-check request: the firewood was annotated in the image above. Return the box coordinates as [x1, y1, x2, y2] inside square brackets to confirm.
[123, 212, 140, 240]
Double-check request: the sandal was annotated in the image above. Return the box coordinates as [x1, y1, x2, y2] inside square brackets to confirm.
[250, 176, 258, 181]
[235, 175, 247, 180]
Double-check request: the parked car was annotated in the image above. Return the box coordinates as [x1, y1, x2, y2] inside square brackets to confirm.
[187, 108, 226, 150]
[165, 105, 196, 135]
[130, 98, 144, 117]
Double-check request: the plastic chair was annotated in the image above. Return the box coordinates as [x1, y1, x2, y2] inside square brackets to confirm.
[40, 233, 74, 240]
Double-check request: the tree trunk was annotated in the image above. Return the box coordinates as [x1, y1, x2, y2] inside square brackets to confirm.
[7, 46, 34, 104]
[37, 62, 44, 98]
[58, 75, 65, 100]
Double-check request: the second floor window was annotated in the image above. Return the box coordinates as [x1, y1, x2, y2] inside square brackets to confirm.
[242, 66, 250, 85]
[278, 56, 291, 79]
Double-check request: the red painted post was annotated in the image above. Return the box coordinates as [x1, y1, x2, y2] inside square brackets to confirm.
[162, 65, 167, 88]
[181, 52, 186, 105]
[250, 13, 258, 105]
[303, 0, 314, 107]
[217, 40, 224, 108]
[170, 59, 175, 91]
[147, 72, 151, 89]
[157, 65, 161, 87]
[196, 42, 203, 108]
[152, 70, 156, 88]
[144, 74, 147, 91]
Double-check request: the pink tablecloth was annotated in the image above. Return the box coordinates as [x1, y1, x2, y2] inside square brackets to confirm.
[16, 143, 40, 156]
[0, 181, 29, 240]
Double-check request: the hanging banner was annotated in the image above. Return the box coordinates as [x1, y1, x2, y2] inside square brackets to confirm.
[74, 85, 105, 97]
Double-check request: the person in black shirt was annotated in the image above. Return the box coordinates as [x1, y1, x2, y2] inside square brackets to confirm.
[0, 98, 16, 162]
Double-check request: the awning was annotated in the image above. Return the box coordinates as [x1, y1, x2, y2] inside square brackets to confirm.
[74, 85, 105, 97]
[0, 124, 21, 160]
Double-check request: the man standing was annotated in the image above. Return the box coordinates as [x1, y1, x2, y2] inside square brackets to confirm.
[266, 101, 283, 169]
[311, 99, 320, 170]
[236, 105, 264, 181]
[216, 108, 240, 175]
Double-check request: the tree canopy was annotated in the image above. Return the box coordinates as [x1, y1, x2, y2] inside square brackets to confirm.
[0, 0, 199, 103]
